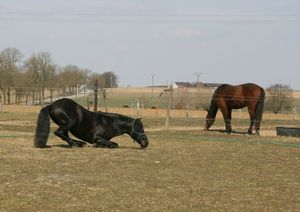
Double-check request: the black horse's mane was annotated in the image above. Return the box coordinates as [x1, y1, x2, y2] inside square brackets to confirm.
[96, 111, 134, 121]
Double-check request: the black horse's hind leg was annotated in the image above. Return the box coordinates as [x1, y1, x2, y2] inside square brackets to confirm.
[64, 132, 87, 147]
[93, 137, 118, 148]
[54, 126, 85, 147]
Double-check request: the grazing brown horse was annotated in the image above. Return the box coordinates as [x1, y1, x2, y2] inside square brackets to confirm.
[205, 83, 265, 135]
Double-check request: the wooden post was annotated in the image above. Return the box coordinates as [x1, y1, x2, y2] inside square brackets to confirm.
[293, 105, 297, 120]
[94, 80, 98, 112]
[50, 89, 53, 103]
[87, 96, 90, 111]
[186, 104, 190, 118]
[165, 85, 173, 130]
[237, 109, 242, 125]
[76, 84, 79, 99]
[0, 93, 2, 112]
[103, 89, 108, 112]
[137, 98, 140, 116]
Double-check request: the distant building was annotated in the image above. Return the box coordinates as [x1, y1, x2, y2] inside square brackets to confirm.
[203, 83, 223, 88]
[173, 82, 194, 88]
[173, 82, 222, 88]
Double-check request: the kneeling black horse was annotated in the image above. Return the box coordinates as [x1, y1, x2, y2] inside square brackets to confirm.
[34, 98, 148, 148]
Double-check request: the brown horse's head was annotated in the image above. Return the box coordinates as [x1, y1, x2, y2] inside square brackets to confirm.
[204, 101, 218, 130]
[205, 114, 215, 130]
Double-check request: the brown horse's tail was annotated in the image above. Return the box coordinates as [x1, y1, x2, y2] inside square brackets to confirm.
[254, 88, 265, 123]
[34, 105, 51, 148]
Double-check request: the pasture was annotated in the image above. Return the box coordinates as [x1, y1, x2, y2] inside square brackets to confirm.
[0, 106, 300, 211]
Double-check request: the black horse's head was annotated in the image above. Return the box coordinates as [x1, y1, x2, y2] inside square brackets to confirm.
[130, 118, 148, 148]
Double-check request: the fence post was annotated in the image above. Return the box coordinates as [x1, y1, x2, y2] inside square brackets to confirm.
[87, 96, 89, 111]
[186, 104, 190, 118]
[137, 98, 140, 116]
[103, 89, 108, 112]
[76, 84, 79, 98]
[237, 109, 242, 125]
[293, 105, 297, 120]
[0, 93, 2, 112]
[165, 85, 173, 130]
[94, 80, 98, 112]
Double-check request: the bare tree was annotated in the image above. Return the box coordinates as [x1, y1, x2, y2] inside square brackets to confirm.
[24, 52, 55, 104]
[101, 71, 118, 88]
[87, 73, 101, 89]
[56, 65, 89, 96]
[24, 54, 40, 104]
[0, 47, 22, 104]
[266, 84, 293, 114]
[37, 52, 56, 103]
[0, 47, 118, 104]
[87, 72, 118, 89]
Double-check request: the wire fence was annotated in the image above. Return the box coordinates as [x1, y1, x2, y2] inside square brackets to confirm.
[1, 86, 299, 135]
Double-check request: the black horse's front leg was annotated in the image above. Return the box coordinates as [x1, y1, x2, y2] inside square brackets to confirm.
[93, 138, 118, 148]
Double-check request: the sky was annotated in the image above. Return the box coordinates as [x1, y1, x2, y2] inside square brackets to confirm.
[0, 0, 300, 89]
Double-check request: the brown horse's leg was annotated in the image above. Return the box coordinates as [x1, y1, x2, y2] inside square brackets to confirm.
[247, 105, 255, 134]
[254, 111, 263, 135]
[220, 106, 231, 133]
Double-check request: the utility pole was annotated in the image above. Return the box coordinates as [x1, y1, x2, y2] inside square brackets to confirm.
[151, 74, 155, 98]
[193, 72, 203, 88]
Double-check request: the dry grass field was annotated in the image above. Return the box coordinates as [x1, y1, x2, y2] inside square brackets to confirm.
[0, 104, 300, 211]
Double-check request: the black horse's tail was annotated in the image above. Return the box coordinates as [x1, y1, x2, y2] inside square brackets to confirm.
[254, 88, 265, 122]
[34, 105, 51, 148]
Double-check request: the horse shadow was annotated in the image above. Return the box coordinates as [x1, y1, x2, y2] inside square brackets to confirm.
[208, 129, 252, 135]
[52, 144, 144, 150]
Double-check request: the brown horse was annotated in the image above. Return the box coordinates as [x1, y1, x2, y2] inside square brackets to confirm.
[205, 83, 265, 135]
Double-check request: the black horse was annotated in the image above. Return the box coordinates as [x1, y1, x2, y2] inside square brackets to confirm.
[34, 98, 148, 148]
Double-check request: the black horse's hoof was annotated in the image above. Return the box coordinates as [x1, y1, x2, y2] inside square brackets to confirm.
[109, 142, 118, 148]
[92, 143, 105, 148]
[72, 140, 86, 147]
[92, 141, 118, 148]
